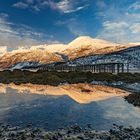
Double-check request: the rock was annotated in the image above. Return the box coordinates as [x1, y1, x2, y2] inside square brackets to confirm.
[25, 132, 32, 137]
[71, 124, 82, 133]
[8, 127, 18, 131]
[18, 129, 26, 135]
[0, 124, 140, 140]
[87, 124, 92, 129]
[9, 131, 17, 137]
[26, 123, 32, 128]
[77, 136, 85, 140]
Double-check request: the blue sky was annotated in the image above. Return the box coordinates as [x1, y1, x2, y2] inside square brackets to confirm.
[0, 0, 140, 50]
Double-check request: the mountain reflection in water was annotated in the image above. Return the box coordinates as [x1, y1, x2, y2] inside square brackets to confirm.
[0, 83, 129, 104]
[0, 83, 140, 130]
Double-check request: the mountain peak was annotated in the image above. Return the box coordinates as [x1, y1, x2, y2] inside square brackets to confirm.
[70, 36, 116, 43]
[74, 36, 93, 40]
[69, 36, 93, 43]
[68, 36, 119, 50]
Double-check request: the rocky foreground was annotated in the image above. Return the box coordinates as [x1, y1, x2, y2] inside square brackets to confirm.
[125, 93, 140, 107]
[0, 124, 140, 140]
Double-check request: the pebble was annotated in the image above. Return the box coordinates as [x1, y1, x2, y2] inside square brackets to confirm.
[0, 123, 139, 140]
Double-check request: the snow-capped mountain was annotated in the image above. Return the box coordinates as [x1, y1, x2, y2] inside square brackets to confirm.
[0, 49, 63, 69]
[63, 36, 139, 60]
[0, 46, 7, 56]
[69, 45, 140, 70]
[30, 44, 69, 53]
[0, 36, 140, 70]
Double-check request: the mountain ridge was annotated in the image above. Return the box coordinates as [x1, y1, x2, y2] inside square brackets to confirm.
[0, 36, 140, 69]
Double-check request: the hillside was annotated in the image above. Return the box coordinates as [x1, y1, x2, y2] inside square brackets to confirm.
[63, 36, 140, 60]
[30, 36, 140, 60]
[69, 46, 140, 70]
[31, 44, 69, 53]
[0, 36, 140, 70]
[0, 50, 63, 69]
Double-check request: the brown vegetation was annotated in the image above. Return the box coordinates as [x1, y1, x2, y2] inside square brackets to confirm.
[0, 70, 140, 85]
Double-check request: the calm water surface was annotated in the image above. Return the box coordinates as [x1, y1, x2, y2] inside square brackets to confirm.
[0, 83, 140, 130]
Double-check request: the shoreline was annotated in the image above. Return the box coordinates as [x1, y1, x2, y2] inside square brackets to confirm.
[0, 70, 140, 107]
[0, 123, 140, 140]
[0, 71, 140, 139]
[1, 70, 140, 85]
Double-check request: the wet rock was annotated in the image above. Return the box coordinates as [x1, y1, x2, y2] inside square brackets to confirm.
[70, 124, 82, 133]
[87, 124, 92, 129]
[8, 127, 18, 131]
[26, 123, 32, 128]
[18, 129, 26, 135]
[77, 136, 85, 140]
[0, 124, 140, 140]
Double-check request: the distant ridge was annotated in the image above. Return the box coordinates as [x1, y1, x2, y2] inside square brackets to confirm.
[0, 36, 140, 69]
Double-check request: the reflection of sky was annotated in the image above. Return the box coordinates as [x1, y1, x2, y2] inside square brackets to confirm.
[97, 97, 140, 127]
[0, 84, 140, 130]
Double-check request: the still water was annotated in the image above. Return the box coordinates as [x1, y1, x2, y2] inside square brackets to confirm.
[0, 83, 140, 130]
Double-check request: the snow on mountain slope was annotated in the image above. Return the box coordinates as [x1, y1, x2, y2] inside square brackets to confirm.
[69, 46, 140, 70]
[127, 42, 140, 46]
[68, 36, 119, 49]
[63, 36, 137, 60]
[0, 50, 63, 69]
[0, 36, 140, 70]
[31, 44, 69, 53]
[9, 62, 41, 70]
[0, 46, 7, 56]
[13, 36, 139, 60]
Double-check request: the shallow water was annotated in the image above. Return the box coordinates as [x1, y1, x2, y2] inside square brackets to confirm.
[0, 83, 140, 130]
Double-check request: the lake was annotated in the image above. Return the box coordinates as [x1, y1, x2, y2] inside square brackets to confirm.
[0, 83, 140, 130]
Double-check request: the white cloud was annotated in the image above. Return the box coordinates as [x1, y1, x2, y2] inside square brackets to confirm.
[56, 0, 72, 13]
[13, 2, 28, 9]
[98, 20, 140, 43]
[103, 21, 129, 30]
[26, 0, 34, 4]
[97, 1, 140, 43]
[0, 14, 46, 50]
[96, 0, 107, 9]
[0, 13, 9, 18]
[56, 18, 89, 37]
[56, 0, 88, 13]
[129, 23, 140, 34]
[68, 23, 88, 36]
[125, 12, 140, 22]
[129, 1, 140, 10]
[0, 46, 7, 56]
[12, 0, 89, 13]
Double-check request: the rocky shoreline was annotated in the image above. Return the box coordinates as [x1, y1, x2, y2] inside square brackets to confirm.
[0, 123, 140, 140]
[125, 93, 140, 107]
